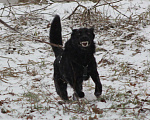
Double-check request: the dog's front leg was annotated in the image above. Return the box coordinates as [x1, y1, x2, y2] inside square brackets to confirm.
[90, 71, 102, 97]
[71, 79, 85, 100]
[74, 81, 85, 98]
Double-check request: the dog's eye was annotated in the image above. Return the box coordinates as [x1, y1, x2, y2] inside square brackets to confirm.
[87, 32, 91, 35]
[77, 32, 81, 36]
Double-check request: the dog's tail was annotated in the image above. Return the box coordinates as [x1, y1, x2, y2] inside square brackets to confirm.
[50, 15, 63, 57]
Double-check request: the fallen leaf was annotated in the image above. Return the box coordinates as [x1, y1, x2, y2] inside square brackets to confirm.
[92, 107, 103, 114]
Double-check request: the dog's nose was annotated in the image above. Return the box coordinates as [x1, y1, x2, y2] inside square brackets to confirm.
[80, 36, 89, 41]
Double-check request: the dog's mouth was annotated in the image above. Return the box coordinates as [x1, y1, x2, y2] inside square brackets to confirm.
[80, 41, 90, 47]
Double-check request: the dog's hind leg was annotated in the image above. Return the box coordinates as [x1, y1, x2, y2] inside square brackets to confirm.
[53, 58, 69, 100]
[54, 78, 69, 100]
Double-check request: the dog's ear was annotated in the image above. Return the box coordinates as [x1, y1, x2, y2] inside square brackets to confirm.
[89, 27, 94, 33]
[72, 29, 78, 33]
[89, 27, 95, 39]
[71, 29, 78, 37]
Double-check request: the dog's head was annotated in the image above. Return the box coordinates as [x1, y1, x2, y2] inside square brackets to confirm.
[70, 27, 95, 50]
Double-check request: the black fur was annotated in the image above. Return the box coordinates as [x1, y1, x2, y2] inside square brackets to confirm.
[50, 15, 102, 100]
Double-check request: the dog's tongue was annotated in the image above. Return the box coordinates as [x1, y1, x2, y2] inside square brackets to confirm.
[81, 41, 89, 47]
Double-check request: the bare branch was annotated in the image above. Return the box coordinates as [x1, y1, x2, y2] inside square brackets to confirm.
[65, 0, 127, 21]
[0, 18, 63, 48]
[103, 0, 129, 19]
[65, 1, 87, 20]
[95, 0, 122, 8]
[30, 39, 64, 48]
[0, 19, 20, 33]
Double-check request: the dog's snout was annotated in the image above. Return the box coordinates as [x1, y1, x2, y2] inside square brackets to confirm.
[79, 36, 90, 47]
[80, 35, 89, 41]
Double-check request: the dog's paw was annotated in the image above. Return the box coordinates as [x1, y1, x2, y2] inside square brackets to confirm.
[95, 85, 102, 98]
[94, 91, 102, 98]
[73, 92, 85, 101]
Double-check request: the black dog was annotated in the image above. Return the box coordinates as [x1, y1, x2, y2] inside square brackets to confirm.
[50, 15, 102, 101]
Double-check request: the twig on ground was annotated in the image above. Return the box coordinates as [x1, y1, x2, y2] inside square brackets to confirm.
[0, 78, 9, 83]
[26, 39, 64, 48]
[103, 107, 150, 111]
[0, 19, 63, 48]
[0, 2, 32, 11]
[29, 4, 53, 13]
[0, 19, 20, 33]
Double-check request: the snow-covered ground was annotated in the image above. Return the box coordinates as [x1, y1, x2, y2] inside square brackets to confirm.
[0, 0, 150, 119]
